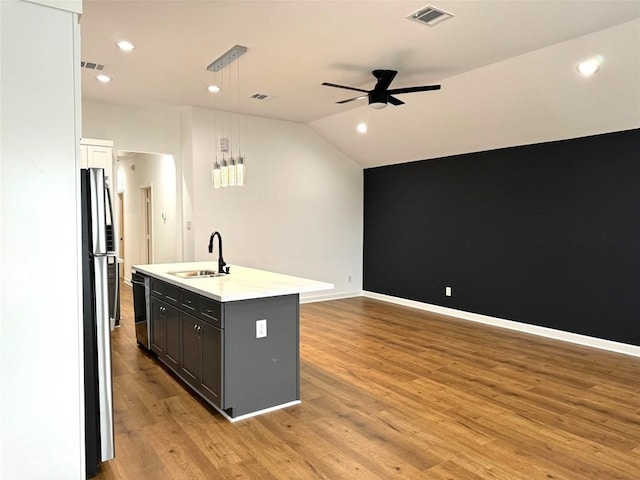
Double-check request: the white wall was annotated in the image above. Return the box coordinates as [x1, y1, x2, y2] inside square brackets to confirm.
[188, 107, 363, 299]
[82, 101, 182, 156]
[82, 101, 184, 265]
[180, 109, 196, 262]
[116, 153, 177, 282]
[1, 1, 84, 477]
[85, 102, 364, 298]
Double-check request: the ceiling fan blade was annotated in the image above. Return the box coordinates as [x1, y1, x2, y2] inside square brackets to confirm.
[387, 85, 441, 95]
[322, 82, 369, 93]
[336, 95, 367, 104]
[372, 70, 397, 91]
[388, 96, 405, 106]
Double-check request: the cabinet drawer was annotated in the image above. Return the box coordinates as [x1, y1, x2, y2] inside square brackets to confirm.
[164, 284, 180, 306]
[200, 298, 222, 328]
[180, 290, 200, 314]
[150, 279, 180, 305]
[180, 291, 222, 328]
[150, 278, 166, 298]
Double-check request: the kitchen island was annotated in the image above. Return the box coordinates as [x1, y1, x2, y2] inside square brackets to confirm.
[132, 262, 333, 421]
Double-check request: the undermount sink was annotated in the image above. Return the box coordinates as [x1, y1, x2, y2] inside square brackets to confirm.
[169, 270, 225, 279]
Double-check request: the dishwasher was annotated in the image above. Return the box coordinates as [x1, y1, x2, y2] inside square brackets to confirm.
[132, 272, 150, 349]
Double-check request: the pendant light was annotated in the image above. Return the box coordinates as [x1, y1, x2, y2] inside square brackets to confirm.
[207, 45, 248, 190]
[235, 52, 245, 187]
[211, 66, 222, 189]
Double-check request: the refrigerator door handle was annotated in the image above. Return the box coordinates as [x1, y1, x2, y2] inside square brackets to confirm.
[104, 181, 119, 325]
[88, 169, 108, 255]
[93, 253, 115, 461]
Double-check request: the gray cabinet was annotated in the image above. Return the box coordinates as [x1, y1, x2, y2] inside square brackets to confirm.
[165, 304, 180, 369]
[146, 276, 299, 419]
[149, 296, 166, 355]
[149, 279, 180, 370]
[150, 297, 179, 369]
[179, 312, 222, 407]
[223, 295, 299, 417]
[179, 312, 200, 384]
[200, 320, 222, 406]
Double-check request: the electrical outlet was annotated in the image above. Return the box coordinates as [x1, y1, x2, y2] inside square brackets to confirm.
[445, 286, 452, 297]
[256, 319, 267, 339]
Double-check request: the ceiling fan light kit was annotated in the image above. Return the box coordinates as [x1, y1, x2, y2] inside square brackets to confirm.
[369, 90, 389, 109]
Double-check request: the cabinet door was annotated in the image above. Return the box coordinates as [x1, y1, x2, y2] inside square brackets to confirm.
[150, 297, 166, 355]
[164, 304, 180, 370]
[180, 312, 201, 385]
[200, 321, 222, 407]
[84, 145, 113, 183]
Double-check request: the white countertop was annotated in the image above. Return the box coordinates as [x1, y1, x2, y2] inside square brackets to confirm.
[132, 262, 334, 302]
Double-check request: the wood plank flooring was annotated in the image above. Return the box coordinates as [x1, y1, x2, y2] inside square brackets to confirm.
[97, 282, 640, 479]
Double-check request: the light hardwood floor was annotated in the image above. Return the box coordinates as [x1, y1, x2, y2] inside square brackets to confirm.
[97, 281, 640, 479]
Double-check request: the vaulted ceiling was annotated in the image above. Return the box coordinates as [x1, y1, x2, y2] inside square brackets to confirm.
[80, 1, 640, 167]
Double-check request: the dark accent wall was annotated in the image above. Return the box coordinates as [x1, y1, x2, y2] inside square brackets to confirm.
[363, 128, 640, 346]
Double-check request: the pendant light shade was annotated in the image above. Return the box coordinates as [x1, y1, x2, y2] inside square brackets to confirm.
[228, 157, 237, 186]
[220, 158, 229, 187]
[236, 156, 245, 186]
[212, 161, 221, 189]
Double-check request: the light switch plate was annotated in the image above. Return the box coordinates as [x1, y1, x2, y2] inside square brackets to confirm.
[256, 319, 267, 339]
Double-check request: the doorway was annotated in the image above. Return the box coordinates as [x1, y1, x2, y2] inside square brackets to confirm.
[116, 151, 177, 282]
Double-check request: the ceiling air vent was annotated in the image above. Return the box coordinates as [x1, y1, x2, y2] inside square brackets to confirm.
[249, 93, 275, 102]
[81, 61, 106, 71]
[406, 5, 454, 27]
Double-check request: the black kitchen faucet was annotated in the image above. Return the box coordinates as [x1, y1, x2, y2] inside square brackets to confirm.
[208, 231, 230, 274]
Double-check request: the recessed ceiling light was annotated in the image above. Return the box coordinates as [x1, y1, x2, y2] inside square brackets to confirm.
[208, 85, 220, 93]
[577, 58, 600, 76]
[96, 74, 112, 83]
[357, 123, 368, 134]
[117, 40, 135, 52]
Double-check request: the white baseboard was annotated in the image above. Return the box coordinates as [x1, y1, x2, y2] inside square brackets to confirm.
[362, 291, 640, 358]
[300, 290, 363, 304]
[220, 400, 302, 423]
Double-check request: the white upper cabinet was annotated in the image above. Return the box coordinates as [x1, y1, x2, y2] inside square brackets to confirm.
[81, 138, 114, 186]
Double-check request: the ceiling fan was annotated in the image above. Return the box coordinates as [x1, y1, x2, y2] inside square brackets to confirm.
[322, 69, 441, 109]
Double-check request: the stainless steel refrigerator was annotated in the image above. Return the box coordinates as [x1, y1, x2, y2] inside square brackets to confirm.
[81, 168, 117, 477]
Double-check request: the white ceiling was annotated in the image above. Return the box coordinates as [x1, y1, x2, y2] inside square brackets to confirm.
[80, 1, 640, 168]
